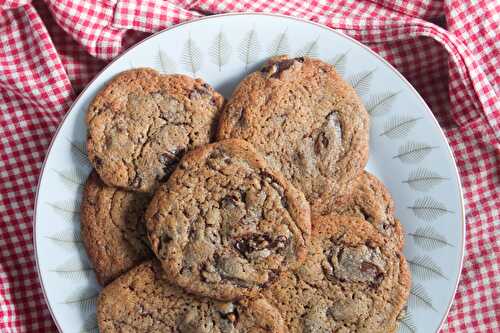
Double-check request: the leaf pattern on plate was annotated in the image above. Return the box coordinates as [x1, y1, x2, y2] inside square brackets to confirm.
[47, 200, 80, 223]
[380, 115, 422, 138]
[239, 28, 261, 71]
[408, 196, 453, 221]
[347, 69, 375, 96]
[209, 29, 232, 71]
[268, 29, 290, 57]
[409, 284, 437, 312]
[181, 34, 203, 76]
[53, 168, 87, 188]
[330, 51, 348, 77]
[80, 313, 98, 333]
[46, 230, 83, 249]
[155, 49, 177, 74]
[408, 226, 453, 250]
[69, 140, 91, 167]
[408, 255, 448, 280]
[296, 37, 320, 58]
[365, 91, 399, 116]
[398, 310, 417, 333]
[63, 286, 99, 312]
[393, 142, 437, 164]
[50, 258, 94, 280]
[403, 168, 448, 191]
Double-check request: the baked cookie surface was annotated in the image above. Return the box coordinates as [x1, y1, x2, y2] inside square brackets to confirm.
[217, 56, 369, 208]
[262, 215, 410, 333]
[87, 68, 224, 193]
[80, 171, 152, 285]
[317, 171, 404, 250]
[146, 139, 311, 301]
[97, 260, 286, 333]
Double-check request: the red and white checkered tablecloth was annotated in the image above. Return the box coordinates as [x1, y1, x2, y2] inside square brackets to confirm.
[0, 0, 498, 332]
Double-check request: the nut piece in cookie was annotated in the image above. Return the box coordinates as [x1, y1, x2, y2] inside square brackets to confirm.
[263, 215, 411, 333]
[86, 68, 224, 193]
[97, 260, 286, 333]
[316, 171, 405, 250]
[218, 56, 369, 209]
[145, 139, 311, 301]
[80, 171, 152, 285]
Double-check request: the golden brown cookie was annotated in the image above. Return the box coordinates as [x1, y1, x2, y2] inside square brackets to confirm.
[97, 260, 286, 333]
[145, 139, 311, 301]
[262, 215, 411, 333]
[316, 171, 404, 250]
[87, 68, 224, 193]
[217, 56, 369, 210]
[80, 171, 152, 285]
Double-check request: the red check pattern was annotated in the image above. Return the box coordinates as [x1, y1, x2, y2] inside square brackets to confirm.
[0, 0, 498, 332]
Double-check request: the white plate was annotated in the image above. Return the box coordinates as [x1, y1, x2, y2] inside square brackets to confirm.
[34, 13, 464, 333]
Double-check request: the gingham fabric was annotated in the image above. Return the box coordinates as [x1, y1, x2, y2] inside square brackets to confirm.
[0, 0, 498, 331]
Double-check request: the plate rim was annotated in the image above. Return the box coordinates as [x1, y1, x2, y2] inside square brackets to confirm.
[33, 11, 465, 333]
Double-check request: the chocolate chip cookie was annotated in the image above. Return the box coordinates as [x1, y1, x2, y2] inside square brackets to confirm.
[87, 68, 224, 193]
[145, 139, 311, 301]
[97, 260, 286, 333]
[316, 171, 404, 250]
[262, 215, 411, 333]
[80, 171, 152, 285]
[217, 56, 369, 209]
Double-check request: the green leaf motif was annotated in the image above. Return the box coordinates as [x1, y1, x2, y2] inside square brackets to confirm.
[365, 91, 399, 116]
[155, 49, 177, 74]
[80, 313, 98, 333]
[408, 226, 453, 250]
[393, 141, 437, 164]
[403, 168, 448, 191]
[408, 255, 448, 280]
[63, 286, 99, 313]
[69, 139, 91, 167]
[53, 168, 87, 189]
[296, 37, 319, 58]
[47, 200, 80, 224]
[408, 196, 453, 221]
[46, 229, 83, 249]
[209, 29, 232, 71]
[397, 310, 417, 333]
[330, 52, 348, 77]
[239, 29, 261, 71]
[380, 115, 422, 138]
[181, 34, 202, 76]
[268, 29, 290, 57]
[347, 69, 375, 97]
[409, 283, 436, 311]
[50, 258, 94, 280]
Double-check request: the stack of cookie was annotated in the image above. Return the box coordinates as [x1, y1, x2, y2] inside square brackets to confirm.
[82, 57, 410, 332]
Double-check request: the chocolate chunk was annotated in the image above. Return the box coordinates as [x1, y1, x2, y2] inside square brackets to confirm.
[131, 173, 143, 188]
[261, 57, 302, 78]
[221, 195, 239, 209]
[314, 132, 329, 154]
[361, 261, 384, 287]
[189, 84, 211, 100]
[93, 156, 103, 168]
[159, 148, 184, 178]
[234, 234, 288, 259]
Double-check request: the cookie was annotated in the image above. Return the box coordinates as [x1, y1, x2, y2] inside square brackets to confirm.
[97, 260, 286, 333]
[217, 56, 369, 209]
[87, 68, 224, 193]
[262, 215, 411, 333]
[317, 171, 404, 250]
[80, 171, 152, 285]
[145, 139, 311, 301]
